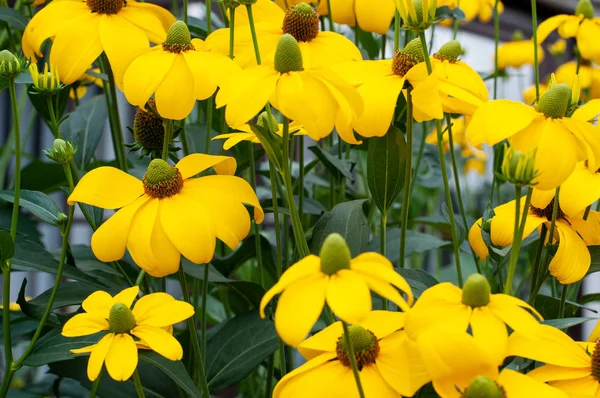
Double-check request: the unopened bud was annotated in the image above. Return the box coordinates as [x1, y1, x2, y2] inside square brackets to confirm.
[44, 139, 76, 164]
[29, 63, 61, 93]
[319, 233, 351, 275]
[0, 50, 21, 80]
[576, 0, 594, 19]
[501, 144, 538, 187]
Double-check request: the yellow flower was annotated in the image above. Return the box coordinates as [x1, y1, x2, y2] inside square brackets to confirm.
[0, 297, 31, 311]
[22, 0, 175, 86]
[206, 1, 361, 68]
[467, 81, 600, 190]
[404, 274, 542, 365]
[312, 0, 396, 34]
[62, 286, 194, 381]
[523, 84, 548, 105]
[29, 62, 61, 93]
[549, 39, 567, 56]
[556, 60, 600, 100]
[124, 22, 238, 120]
[393, 0, 437, 32]
[273, 311, 406, 397]
[463, 148, 487, 174]
[537, 0, 600, 60]
[67, 154, 264, 277]
[508, 324, 600, 396]
[438, 0, 503, 24]
[216, 34, 363, 144]
[469, 195, 600, 284]
[259, 233, 413, 346]
[497, 40, 545, 70]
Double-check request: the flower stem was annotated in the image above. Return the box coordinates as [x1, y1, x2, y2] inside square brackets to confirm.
[530, 0, 540, 100]
[183, 0, 188, 23]
[528, 225, 547, 304]
[205, 97, 214, 154]
[248, 143, 264, 286]
[246, 4, 261, 65]
[132, 369, 146, 398]
[558, 284, 568, 318]
[98, 53, 128, 172]
[399, 88, 414, 269]
[452, 0, 460, 39]
[380, 211, 389, 310]
[418, 31, 463, 286]
[46, 95, 61, 139]
[89, 369, 103, 397]
[298, 135, 304, 227]
[200, 263, 209, 361]
[342, 321, 365, 398]
[393, 11, 400, 52]
[206, 0, 212, 35]
[162, 119, 173, 161]
[381, 33, 386, 58]
[325, 0, 334, 32]
[177, 267, 211, 397]
[506, 187, 533, 295]
[229, 6, 236, 59]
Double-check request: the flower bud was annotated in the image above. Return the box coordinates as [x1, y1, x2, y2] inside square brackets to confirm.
[576, 0, 594, 19]
[461, 274, 491, 308]
[500, 144, 538, 187]
[29, 63, 61, 93]
[463, 376, 505, 398]
[44, 139, 76, 164]
[394, 0, 437, 32]
[511, 30, 524, 42]
[274, 34, 304, 74]
[319, 233, 351, 275]
[257, 111, 279, 134]
[0, 50, 21, 80]
[435, 40, 463, 62]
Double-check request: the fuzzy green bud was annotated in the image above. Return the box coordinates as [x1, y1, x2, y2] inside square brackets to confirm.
[44, 139, 76, 164]
[463, 376, 505, 398]
[397, 0, 437, 32]
[500, 144, 538, 187]
[108, 303, 136, 334]
[319, 233, 351, 275]
[163, 21, 194, 53]
[435, 40, 463, 61]
[576, 0, 594, 19]
[512, 30, 524, 42]
[274, 34, 304, 74]
[0, 50, 21, 80]
[403, 38, 425, 63]
[536, 83, 571, 118]
[461, 274, 491, 308]
[257, 111, 279, 134]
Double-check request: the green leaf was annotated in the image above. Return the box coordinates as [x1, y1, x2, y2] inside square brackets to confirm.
[0, 229, 14, 261]
[249, 123, 283, 171]
[20, 160, 67, 193]
[308, 145, 354, 181]
[205, 310, 278, 390]
[357, 28, 380, 60]
[366, 228, 451, 266]
[543, 317, 598, 330]
[436, 5, 466, 21]
[0, 7, 28, 30]
[139, 351, 202, 398]
[310, 199, 370, 257]
[367, 126, 406, 213]
[212, 234, 276, 278]
[580, 293, 600, 305]
[0, 189, 63, 226]
[24, 328, 105, 367]
[588, 245, 600, 274]
[395, 268, 439, 298]
[441, 202, 466, 243]
[27, 86, 71, 131]
[534, 294, 588, 320]
[62, 95, 108, 169]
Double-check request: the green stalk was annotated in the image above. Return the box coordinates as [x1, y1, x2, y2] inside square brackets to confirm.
[418, 32, 463, 286]
[558, 284, 568, 319]
[180, 121, 190, 156]
[98, 53, 128, 172]
[342, 321, 365, 398]
[206, 0, 212, 35]
[452, 0, 460, 39]
[177, 268, 210, 397]
[246, 4, 261, 64]
[162, 119, 173, 161]
[504, 187, 533, 295]
[381, 33, 386, 58]
[205, 97, 214, 154]
[199, 263, 209, 363]
[229, 6, 236, 59]
[132, 369, 146, 398]
[89, 368, 103, 397]
[399, 89, 413, 268]
[46, 96, 61, 139]
[380, 212, 389, 310]
[326, 0, 334, 32]
[530, 0, 540, 100]
[248, 143, 264, 286]
[298, 135, 305, 227]
[183, 0, 188, 23]
[393, 11, 400, 52]
[528, 226, 547, 304]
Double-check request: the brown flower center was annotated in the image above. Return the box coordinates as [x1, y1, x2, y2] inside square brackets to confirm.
[282, 2, 319, 42]
[142, 159, 184, 199]
[391, 50, 418, 77]
[335, 326, 380, 370]
[87, 0, 124, 14]
[592, 340, 600, 381]
[133, 99, 164, 151]
[529, 198, 565, 221]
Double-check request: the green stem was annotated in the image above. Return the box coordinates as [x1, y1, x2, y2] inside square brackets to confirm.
[399, 89, 413, 268]
[452, 0, 460, 39]
[177, 268, 211, 397]
[393, 11, 400, 52]
[229, 6, 236, 59]
[180, 121, 190, 156]
[342, 321, 365, 398]
[298, 135, 304, 227]
[135, 270, 146, 287]
[418, 32, 463, 286]
[558, 284, 568, 319]
[98, 53, 128, 172]
[206, 0, 212, 34]
[7, 80, 21, 249]
[132, 369, 145, 398]
[380, 212, 389, 310]
[46, 96, 61, 138]
[326, 0, 334, 32]
[246, 4, 261, 64]
[205, 97, 213, 154]
[248, 143, 264, 287]
[410, 121, 427, 196]
[89, 368, 103, 397]
[183, 0, 188, 23]
[381, 33, 386, 59]
[493, 0, 500, 100]
[505, 187, 533, 295]
[1, 266, 13, 398]
[354, 22, 359, 46]
[162, 119, 173, 160]
[530, 0, 540, 100]
[200, 263, 209, 360]
[529, 226, 547, 304]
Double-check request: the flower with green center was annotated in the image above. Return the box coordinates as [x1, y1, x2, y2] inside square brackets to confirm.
[67, 154, 264, 277]
[393, 0, 437, 32]
[205, 0, 361, 68]
[216, 34, 363, 144]
[124, 21, 240, 120]
[537, 0, 600, 61]
[28, 62, 61, 93]
[259, 233, 413, 346]
[273, 311, 407, 396]
[404, 274, 543, 366]
[21, 0, 175, 86]
[62, 286, 194, 381]
[467, 77, 600, 191]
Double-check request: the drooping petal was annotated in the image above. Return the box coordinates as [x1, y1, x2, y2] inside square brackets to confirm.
[548, 220, 591, 284]
[355, 0, 395, 34]
[182, 50, 240, 100]
[352, 75, 404, 138]
[120, 2, 173, 43]
[468, 218, 489, 260]
[528, 364, 593, 383]
[325, 270, 372, 325]
[123, 48, 175, 109]
[489, 198, 546, 248]
[577, 19, 600, 60]
[176, 154, 236, 179]
[132, 293, 174, 322]
[112, 286, 140, 308]
[272, 352, 338, 398]
[470, 306, 508, 366]
[531, 188, 555, 212]
[499, 369, 569, 398]
[571, 99, 600, 122]
[131, 325, 183, 360]
[127, 199, 164, 276]
[350, 261, 413, 309]
[133, 294, 194, 327]
[155, 54, 196, 120]
[303, 31, 362, 68]
[62, 313, 110, 337]
[67, 167, 144, 209]
[560, 118, 600, 174]
[360, 365, 401, 397]
[489, 293, 543, 321]
[409, 69, 444, 122]
[104, 333, 138, 381]
[82, 291, 114, 320]
[550, 375, 599, 395]
[149, 207, 181, 276]
[537, 15, 571, 42]
[275, 274, 329, 347]
[87, 333, 115, 381]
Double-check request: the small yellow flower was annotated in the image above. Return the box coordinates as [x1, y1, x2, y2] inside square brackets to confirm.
[259, 233, 413, 346]
[63, 286, 194, 381]
[0, 297, 31, 311]
[497, 39, 545, 70]
[29, 63, 61, 93]
[313, 0, 396, 34]
[404, 274, 542, 365]
[67, 154, 263, 277]
[522, 84, 549, 105]
[549, 39, 567, 56]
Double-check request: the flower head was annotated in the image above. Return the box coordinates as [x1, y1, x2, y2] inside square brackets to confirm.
[22, 0, 175, 86]
[67, 154, 264, 277]
[29, 62, 61, 93]
[259, 233, 413, 346]
[44, 139, 76, 164]
[311, 0, 395, 35]
[500, 144, 538, 186]
[62, 286, 194, 381]
[393, 0, 437, 32]
[0, 50, 23, 80]
[497, 39, 545, 70]
[438, 0, 504, 24]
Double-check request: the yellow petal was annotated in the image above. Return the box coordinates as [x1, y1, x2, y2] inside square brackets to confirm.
[350, 258, 413, 308]
[468, 218, 489, 260]
[560, 118, 600, 174]
[410, 72, 444, 122]
[588, 320, 600, 342]
[132, 292, 174, 321]
[259, 255, 321, 318]
[571, 99, 600, 122]
[537, 15, 571, 42]
[302, 32, 362, 69]
[353, 75, 404, 138]
[466, 100, 539, 148]
[577, 19, 600, 60]
[123, 48, 175, 109]
[149, 205, 181, 276]
[133, 295, 194, 327]
[127, 199, 165, 276]
[528, 363, 592, 383]
[82, 291, 114, 319]
[275, 274, 328, 347]
[531, 188, 555, 212]
[105, 333, 138, 381]
[550, 375, 599, 395]
[62, 313, 110, 337]
[120, 2, 173, 43]
[155, 54, 195, 120]
[68, 167, 144, 209]
[548, 220, 591, 284]
[297, 322, 343, 360]
[273, 352, 338, 398]
[325, 269, 372, 325]
[470, 306, 508, 366]
[87, 333, 115, 381]
[176, 154, 236, 179]
[112, 286, 140, 308]
[325, 0, 356, 26]
[499, 369, 569, 398]
[489, 293, 543, 321]
[71, 343, 96, 355]
[91, 195, 149, 263]
[131, 325, 183, 360]
[182, 50, 231, 100]
[489, 198, 545, 247]
[360, 365, 401, 397]
[356, 0, 395, 34]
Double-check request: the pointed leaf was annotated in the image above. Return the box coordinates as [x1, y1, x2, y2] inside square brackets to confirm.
[0, 189, 63, 226]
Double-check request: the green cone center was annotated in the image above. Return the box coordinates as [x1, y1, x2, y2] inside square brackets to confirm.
[536, 84, 571, 118]
[463, 376, 506, 398]
[282, 2, 319, 42]
[143, 159, 184, 199]
[163, 21, 195, 53]
[435, 40, 462, 62]
[461, 274, 491, 308]
[319, 233, 351, 275]
[87, 0, 124, 14]
[576, 0, 595, 19]
[274, 34, 304, 74]
[108, 303, 136, 334]
[336, 326, 380, 369]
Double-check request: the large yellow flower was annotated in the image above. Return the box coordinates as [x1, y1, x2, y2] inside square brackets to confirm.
[497, 40, 545, 70]
[508, 324, 600, 396]
[438, 0, 503, 24]
[22, 0, 175, 86]
[62, 286, 194, 381]
[67, 154, 264, 277]
[274, 311, 405, 397]
[538, 0, 600, 61]
[467, 82, 600, 190]
[556, 60, 600, 100]
[206, 1, 361, 68]
[404, 274, 542, 365]
[123, 21, 238, 120]
[313, 0, 396, 34]
[216, 34, 363, 144]
[259, 233, 413, 346]
[469, 196, 600, 284]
